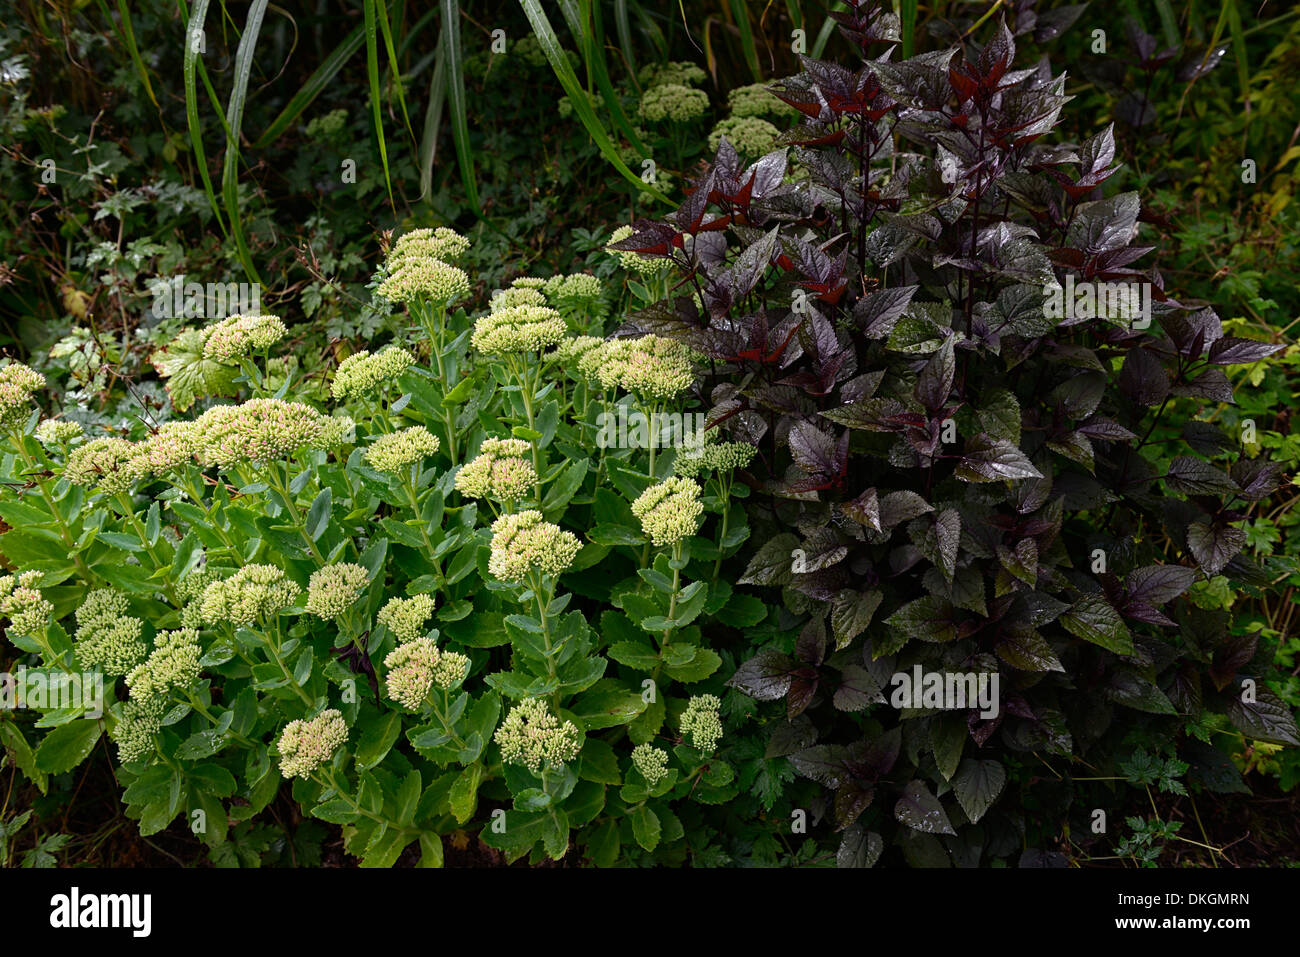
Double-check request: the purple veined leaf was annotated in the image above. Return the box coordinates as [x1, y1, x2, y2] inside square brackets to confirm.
[1165, 456, 1239, 496]
[1124, 564, 1197, 606]
[1231, 459, 1284, 502]
[854, 285, 919, 338]
[895, 779, 956, 835]
[955, 434, 1043, 483]
[1206, 336, 1284, 366]
[727, 648, 798, 700]
[1077, 123, 1116, 177]
[1118, 346, 1170, 406]
[1186, 522, 1246, 576]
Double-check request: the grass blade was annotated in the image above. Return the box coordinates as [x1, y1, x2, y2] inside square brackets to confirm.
[614, 0, 637, 77]
[375, 0, 417, 145]
[441, 0, 481, 214]
[180, 0, 227, 239]
[899, 0, 918, 58]
[253, 24, 364, 149]
[519, 0, 671, 205]
[728, 0, 763, 81]
[363, 0, 396, 212]
[223, 0, 269, 284]
[579, 0, 648, 158]
[106, 0, 159, 109]
[418, 41, 448, 204]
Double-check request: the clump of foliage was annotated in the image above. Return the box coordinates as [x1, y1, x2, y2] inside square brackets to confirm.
[0, 229, 764, 867]
[610, 0, 1297, 866]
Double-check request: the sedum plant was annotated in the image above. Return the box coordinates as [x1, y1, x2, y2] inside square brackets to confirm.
[0, 222, 757, 868]
[610, 0, 1297, 866]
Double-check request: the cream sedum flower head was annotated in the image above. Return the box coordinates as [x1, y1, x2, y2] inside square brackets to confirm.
[383, 637, 469, 709]
[550, 335, 605, 368]
[132, 421, 201, 477]
[511, 277, 547, 290]
[364, 426, 441, 474]
[126, 628, 202, 700]
[388, 227, 470, 266]
[65, 437, 143, 495]
[727, 82, 798, 120]
[488, 510, 581, 582]
[638, 83, 709, 123]
[0, 571, 53, 638]
[680, 694, 723, 751]
[195, 398, 349, 468]
[673, 430, 757, 478]
[376, 593, 435, 643]
[632, 477, 704, 547]
[0, 361, 45, 433]
[490, 286, 547, 312]
[305, 563, 369, 620]
[631, 743, 669, 785]
[494, 697, 582, 773]
[278, 709, 348, 779]
[73, 588, 145, 675]
[471, 304, 566, 355]
[639, 61, 706, 89]
[331, 346, 415, 400]
[201, 313, 287, 361]
[454, 437, 537, 503]
[34, 419, 83, 447]
[600, 335, 696, 399]
[200, 564, 301, 627]
[112, 694, 166, 764]
[543, 273, 602, 304]
[710, 117, 780, 156]
[377, 256, 471, 305]
[606, 225, 671, 277]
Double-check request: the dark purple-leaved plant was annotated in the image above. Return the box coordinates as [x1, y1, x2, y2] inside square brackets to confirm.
[609, 0, 1295, 866]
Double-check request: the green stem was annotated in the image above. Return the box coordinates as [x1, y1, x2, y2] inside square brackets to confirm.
[270, 462, 327, 564]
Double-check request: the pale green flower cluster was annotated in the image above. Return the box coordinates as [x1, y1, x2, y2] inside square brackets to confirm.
[488, 510, 582, 583]
[305, 563, 369, 620]
[673, 431, 757, 478]
[305, 108, 347, 140]
[710, 116, 780, 156]
[632, 743, 669, 785]
[590, 336, 696, 399]
[454, 437, 537, 503]
[494, 697, 582, 773]
[194, 398, 351, 468]
[544, 273, 602, 304]
[511, 277, 547, 290]
[278, 708, 348, 779]
[111, 628, 203, 764]
[74, 588, 146, 675]
[680, 694, 723, 751]
[0, 362, 44, 433]
[639, 83, 710, 123]
[34, 419, 83, 447]
[364, 426, 441, 474]
[126, 628, 202, 699]
[200, 564, 301, 627]
[331, 346, 415, 400]
[132, 421, 202, 477]
[376, 593, 435, 643]
[377, 256, 471, 305]
[550, 335, 605, 367]
[639, 61, 706, 89]
[201, 313, 287, 361]
[65, 437, 140, 495]
[605, 225, 670, 277]
[112, 695, 166, 764]
[727, 82, 797, 120]
[490, 286, 548, 311]
[383, 637, 469, 710]
[0, 571, 53, 638]
[177, 568, 228, 629]
[388, 227, 470, 267]
[471, 304, 566, 355]
[632, 477, 704, 546]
